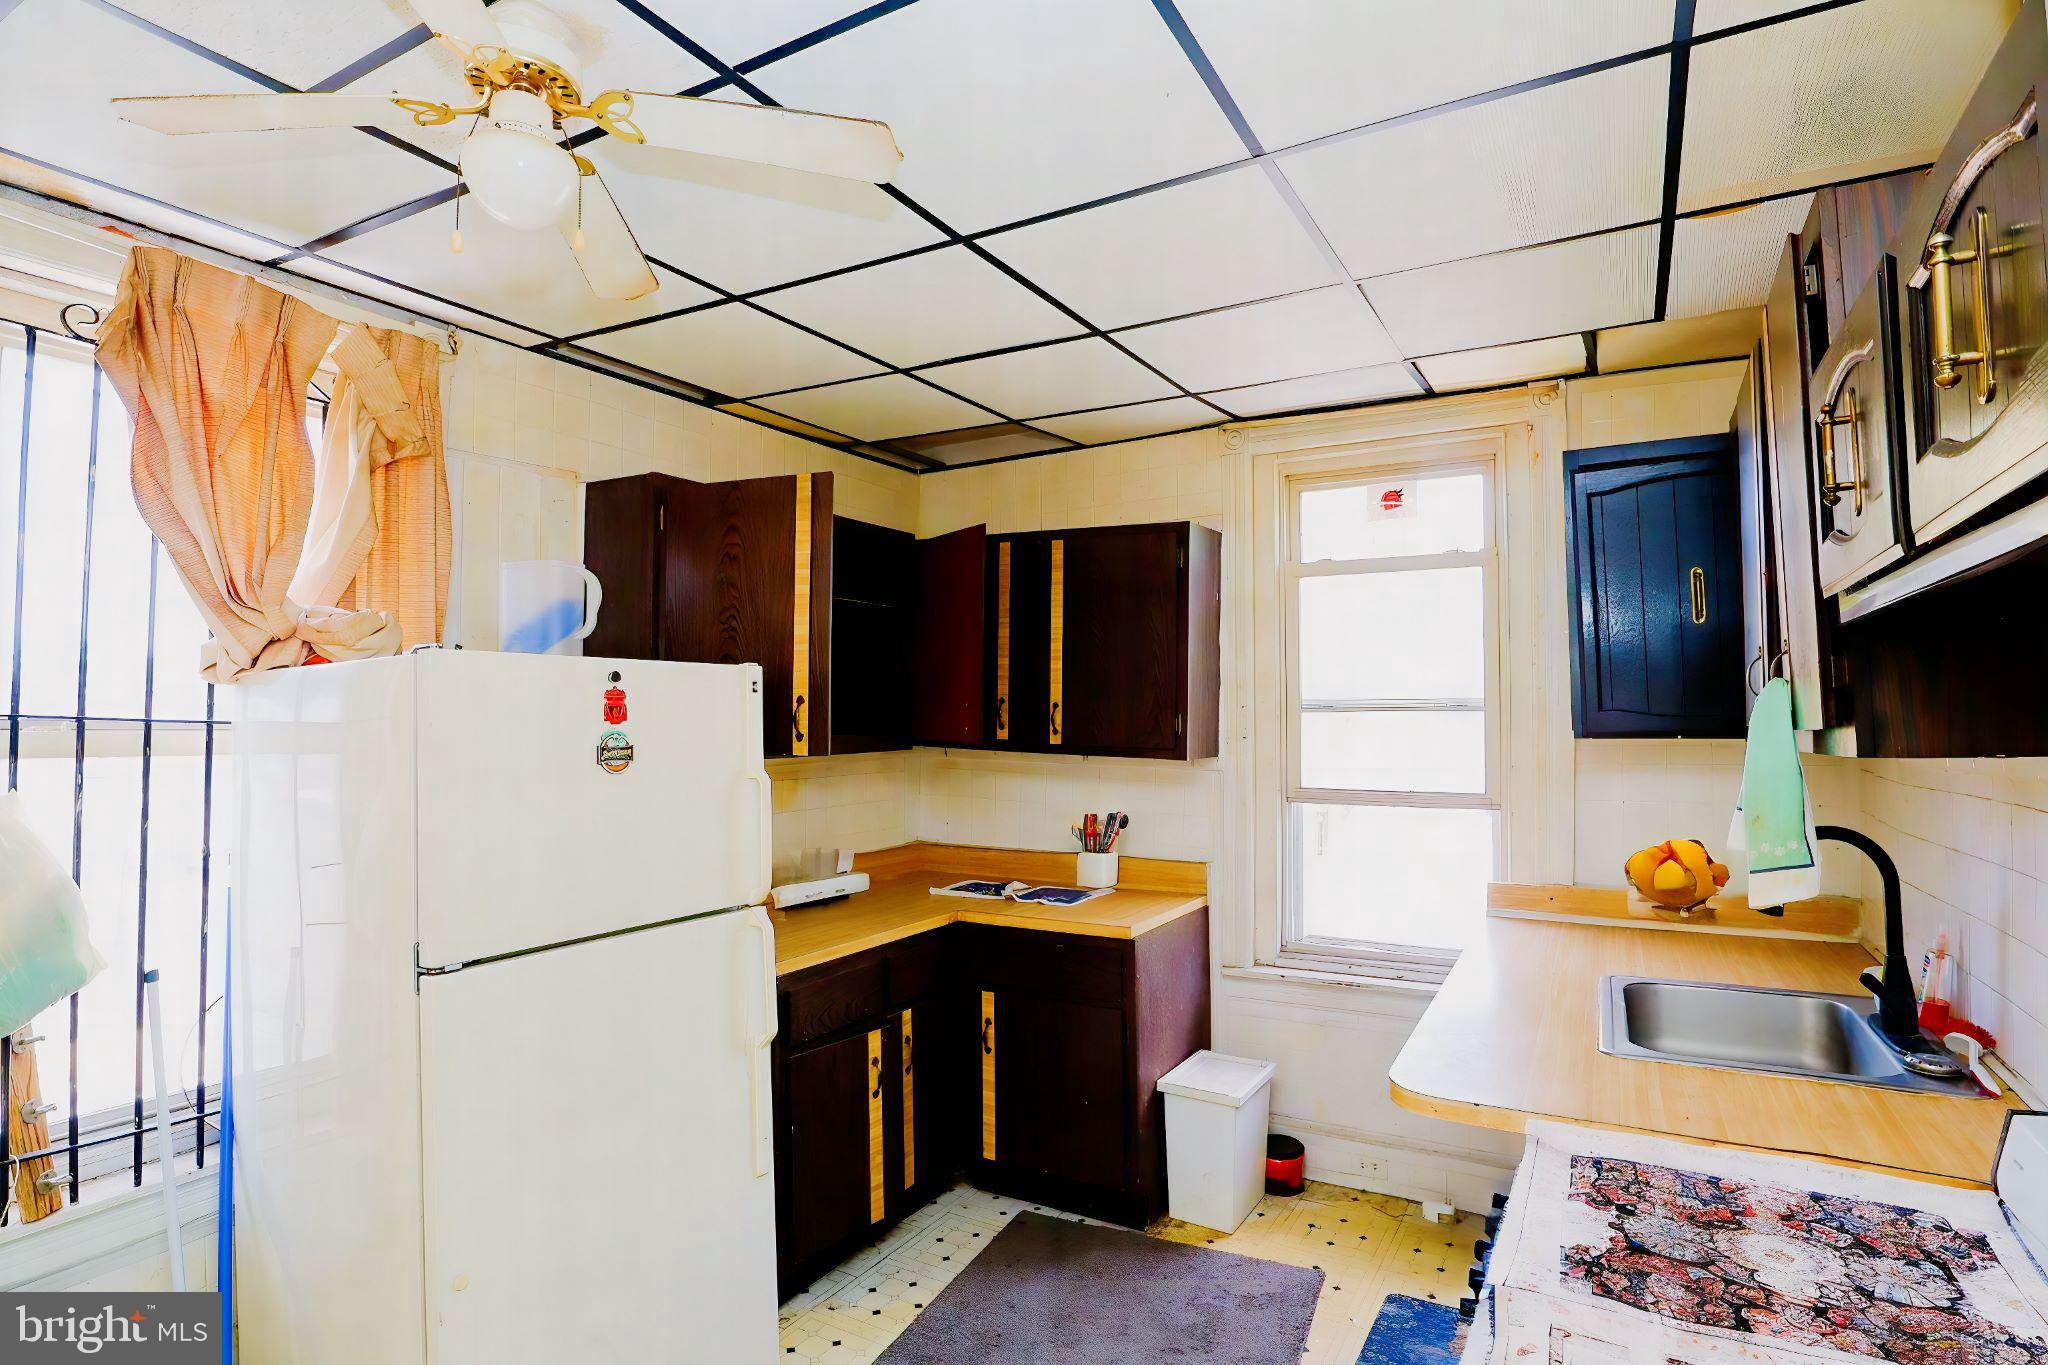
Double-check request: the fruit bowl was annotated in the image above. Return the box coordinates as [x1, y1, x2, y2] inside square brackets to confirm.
[1623, 838, 1731, 914]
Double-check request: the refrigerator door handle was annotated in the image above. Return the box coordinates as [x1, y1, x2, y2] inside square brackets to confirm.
[745, 908, 777, 1179]
[746, 769, 774, 901]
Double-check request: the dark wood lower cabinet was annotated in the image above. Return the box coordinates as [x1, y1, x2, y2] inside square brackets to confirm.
[771, 910, 1209, 1297]
[778, 1028, 879, 1275]
[991, 991, 1126, 1193]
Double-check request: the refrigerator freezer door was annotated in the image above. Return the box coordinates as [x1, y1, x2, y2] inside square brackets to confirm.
[414, 652, 771, 967]
[419, 907, 779, 1365]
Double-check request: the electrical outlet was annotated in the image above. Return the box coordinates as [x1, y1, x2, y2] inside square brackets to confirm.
[1359, 1155, 1389, 1181]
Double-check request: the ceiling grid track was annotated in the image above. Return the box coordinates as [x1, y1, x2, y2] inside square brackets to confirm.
[1652, 0, 1699, 322]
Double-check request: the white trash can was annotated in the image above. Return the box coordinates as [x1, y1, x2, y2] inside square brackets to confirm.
[1158, 1050, 1277, 1234]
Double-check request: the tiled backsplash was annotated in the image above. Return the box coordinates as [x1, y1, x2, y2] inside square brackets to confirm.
[1574, 739, 1863, 897]
[1855, 758, 2048, 1100]
[767, 753, 915, 880]
[910, 748, 1221, 863]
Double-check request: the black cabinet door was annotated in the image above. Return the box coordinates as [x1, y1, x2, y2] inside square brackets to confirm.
[911, 525, 986, 746]
[779, 1028, 880, 1273]
[892, 998, 964, 1216]
[991, 989, 1126, 1193]
[1053, 525, 1186, 758]
[1566, 437, 1746, 738]
[831, 516, 913, 753]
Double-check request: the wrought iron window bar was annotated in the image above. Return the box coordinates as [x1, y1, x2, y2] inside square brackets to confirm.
[2, 311, 223, 1223]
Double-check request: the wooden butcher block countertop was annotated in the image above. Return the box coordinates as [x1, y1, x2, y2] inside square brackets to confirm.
[1389, 894, 2026, 1186]
[769, 842, 1207, 976]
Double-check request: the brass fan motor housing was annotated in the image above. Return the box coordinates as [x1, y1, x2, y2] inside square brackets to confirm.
[391, 43, 645, 145]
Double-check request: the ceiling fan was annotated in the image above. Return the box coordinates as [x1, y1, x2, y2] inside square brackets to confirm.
[109, 0, 904, 302]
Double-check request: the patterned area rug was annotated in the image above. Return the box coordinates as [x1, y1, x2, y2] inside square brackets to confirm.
[1356, 1293, 1468, 1364]
[875, 1210, 1323, 1363]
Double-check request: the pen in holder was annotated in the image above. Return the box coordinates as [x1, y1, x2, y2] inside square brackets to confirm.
[1076, 851, 1118, 889]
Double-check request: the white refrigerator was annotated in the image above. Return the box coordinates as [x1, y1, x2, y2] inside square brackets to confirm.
[230, 651, 780, 1365]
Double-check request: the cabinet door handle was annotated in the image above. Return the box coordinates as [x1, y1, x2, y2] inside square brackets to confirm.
[995, 695, 1006, 732]
[791, 694, 807, 745]
[1689, 567, 1707, 625]
[871, 1053, 882, 1100]
[903, 1028, 913, 1078]
[1920, 90, 2032, 398]
[981, 1016, 992, 1055]
[1049, 701, 1060, 737]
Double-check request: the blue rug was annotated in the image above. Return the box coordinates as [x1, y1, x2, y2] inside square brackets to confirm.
[1356, 1293, 1466, 1364]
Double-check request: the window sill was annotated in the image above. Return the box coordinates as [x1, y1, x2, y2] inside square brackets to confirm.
[1221, 963, 1442, 997]
[0, 1163, 216, 1290]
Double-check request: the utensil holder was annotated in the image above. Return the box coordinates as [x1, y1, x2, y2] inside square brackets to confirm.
[1077, 851, 1118, 889]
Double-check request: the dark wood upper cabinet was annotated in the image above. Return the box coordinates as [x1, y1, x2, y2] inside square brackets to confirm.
[986, 522, 1220, 761]
[911, 525, 986, 747]
[583, 470, 831, 757]
[1566, 437, 1747, 739]
[1899, 1, 2048, 545]
[589, 484, 1221, 761]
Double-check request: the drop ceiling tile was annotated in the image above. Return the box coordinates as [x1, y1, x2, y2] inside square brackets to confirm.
[1415, 334, 1588, 392]
[1364, 226, 1659, 356]
[0, 0, 451, 247]
[1114, 286, 1400, 393]
[1667, 194, 1814, 320]
[917, 338, 1177, 419]
[319, 199, 716, 339]
[1280, 58, 1667, 279]
[630, 0, 869, 67]
[1678, 0, 2009, 211]
[280, 255, 550, 347]
[109, 0, 422, 90]
[757, 247, 1082, 368]
[760, 374, 995, 441]
[979, 165, 1340, 330]
[1203, 364, 1421, 418]
[586, 135, 944, 293]
[581, 303, 883, 397]
[1172, 0, 1675, 150]
[757, 0, 1248, 233]
[1034, 397, 1220, 446]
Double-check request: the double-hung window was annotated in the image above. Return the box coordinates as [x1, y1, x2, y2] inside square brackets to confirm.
[1280, 453, 1503, 978]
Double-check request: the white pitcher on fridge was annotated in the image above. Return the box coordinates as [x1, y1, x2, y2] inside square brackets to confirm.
[498, 560, 603, 655]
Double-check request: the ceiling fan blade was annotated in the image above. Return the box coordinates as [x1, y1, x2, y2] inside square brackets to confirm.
[563, 169, 659, 303]
[409, 0, 503, 46]
[615, 94, 903, 184]
[113, 93, 416, 136]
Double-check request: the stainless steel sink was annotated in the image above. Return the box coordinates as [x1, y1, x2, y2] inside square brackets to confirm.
[1599, 976, 1980, 1096]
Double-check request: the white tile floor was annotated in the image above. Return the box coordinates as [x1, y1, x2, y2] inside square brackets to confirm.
[776, 1181, 1485, 1364]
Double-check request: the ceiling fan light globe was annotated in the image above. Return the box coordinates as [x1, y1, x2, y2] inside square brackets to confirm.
[460, 94, 578, 232]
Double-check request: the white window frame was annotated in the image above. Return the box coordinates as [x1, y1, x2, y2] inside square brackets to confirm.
[1232, 391, 1577, 990]
[1272, 438, 1507, 982]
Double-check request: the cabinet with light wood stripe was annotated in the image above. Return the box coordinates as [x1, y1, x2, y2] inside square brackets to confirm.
[771, 907, 1209, 1296]
[983, 522, 1220, 760]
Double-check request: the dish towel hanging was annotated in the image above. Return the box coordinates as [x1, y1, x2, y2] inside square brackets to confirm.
[1726, 676, 1820, 907]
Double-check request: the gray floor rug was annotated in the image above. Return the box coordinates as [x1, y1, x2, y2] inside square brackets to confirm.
[876, 1211, 1324, 1364]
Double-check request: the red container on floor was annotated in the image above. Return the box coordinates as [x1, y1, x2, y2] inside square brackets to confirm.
[1265, 1134, 1305, 1196]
